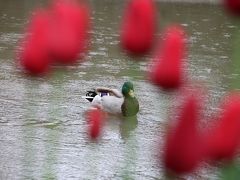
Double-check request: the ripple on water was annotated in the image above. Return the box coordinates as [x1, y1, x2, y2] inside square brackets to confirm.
[0, 33, 22, 45]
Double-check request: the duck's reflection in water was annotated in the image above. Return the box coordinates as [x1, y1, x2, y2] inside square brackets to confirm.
[120, 115, 138, 139]
[118, 116, 138, 179]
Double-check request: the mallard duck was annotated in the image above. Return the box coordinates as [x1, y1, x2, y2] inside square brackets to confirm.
[83, 81, 139, 117]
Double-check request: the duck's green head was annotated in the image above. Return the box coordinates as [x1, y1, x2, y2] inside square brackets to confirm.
[122, 81, 135, 98]
[121, 81, 139, 117]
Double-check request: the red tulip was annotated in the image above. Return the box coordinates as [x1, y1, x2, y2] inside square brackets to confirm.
[149, 25, 186, 90]
[48, 0, 90, 64]
[205, 93, 240, 162]
[224, 0, 240, 16]
[18, 9, 51, 75]
[120, 0, 156, 55]
[86, 108, 104, 140]
[163, 94, 203, 175]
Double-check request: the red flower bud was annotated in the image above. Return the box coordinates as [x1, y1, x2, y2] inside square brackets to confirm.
[205, 93, 240, 162]
[48, 0, 91, 64]
[18, 9, 51, 75]
[120, 0, 156, 55]
[224, 0, 240, 16]
[164, 94, 203, 175]
[149, 25, 186, 90]
[86, 108, 105, 140]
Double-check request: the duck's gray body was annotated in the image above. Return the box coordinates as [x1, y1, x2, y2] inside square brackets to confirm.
[92, 93, 124, 115]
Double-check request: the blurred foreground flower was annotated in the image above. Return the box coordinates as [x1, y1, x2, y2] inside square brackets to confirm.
[86, 108, 105, 140]
[163, 92, 204, 175]
[205, 93, 240, 162]
[224, 0, 240, 16]
[18, 9, 51, 75]
[149, 25, 186, 90]
[17, 0, 91, 75]
[120, 0, 156, 55]
[48, 0, 91, 64]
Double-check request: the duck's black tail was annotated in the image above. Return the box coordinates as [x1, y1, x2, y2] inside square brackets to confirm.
[85, 90, 97, 102]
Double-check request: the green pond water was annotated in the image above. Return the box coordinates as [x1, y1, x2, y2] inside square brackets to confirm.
[0, 0, 239, 179]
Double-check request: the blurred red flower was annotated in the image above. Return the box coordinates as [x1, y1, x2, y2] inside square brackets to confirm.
[224, 0, 240, 15]
[205, 93, 240, 162]
[120, 0, 156, 55]
[149, 25, 186, 90]
[86, 108, 105, 140]
[18, 9, 51, 75]
[48, 0, 91, 64]
[163, 94, 203, 175]
[17, 0, 91, 76]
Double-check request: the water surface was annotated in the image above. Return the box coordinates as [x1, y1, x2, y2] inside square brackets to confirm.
[0, 0, 238, 179]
